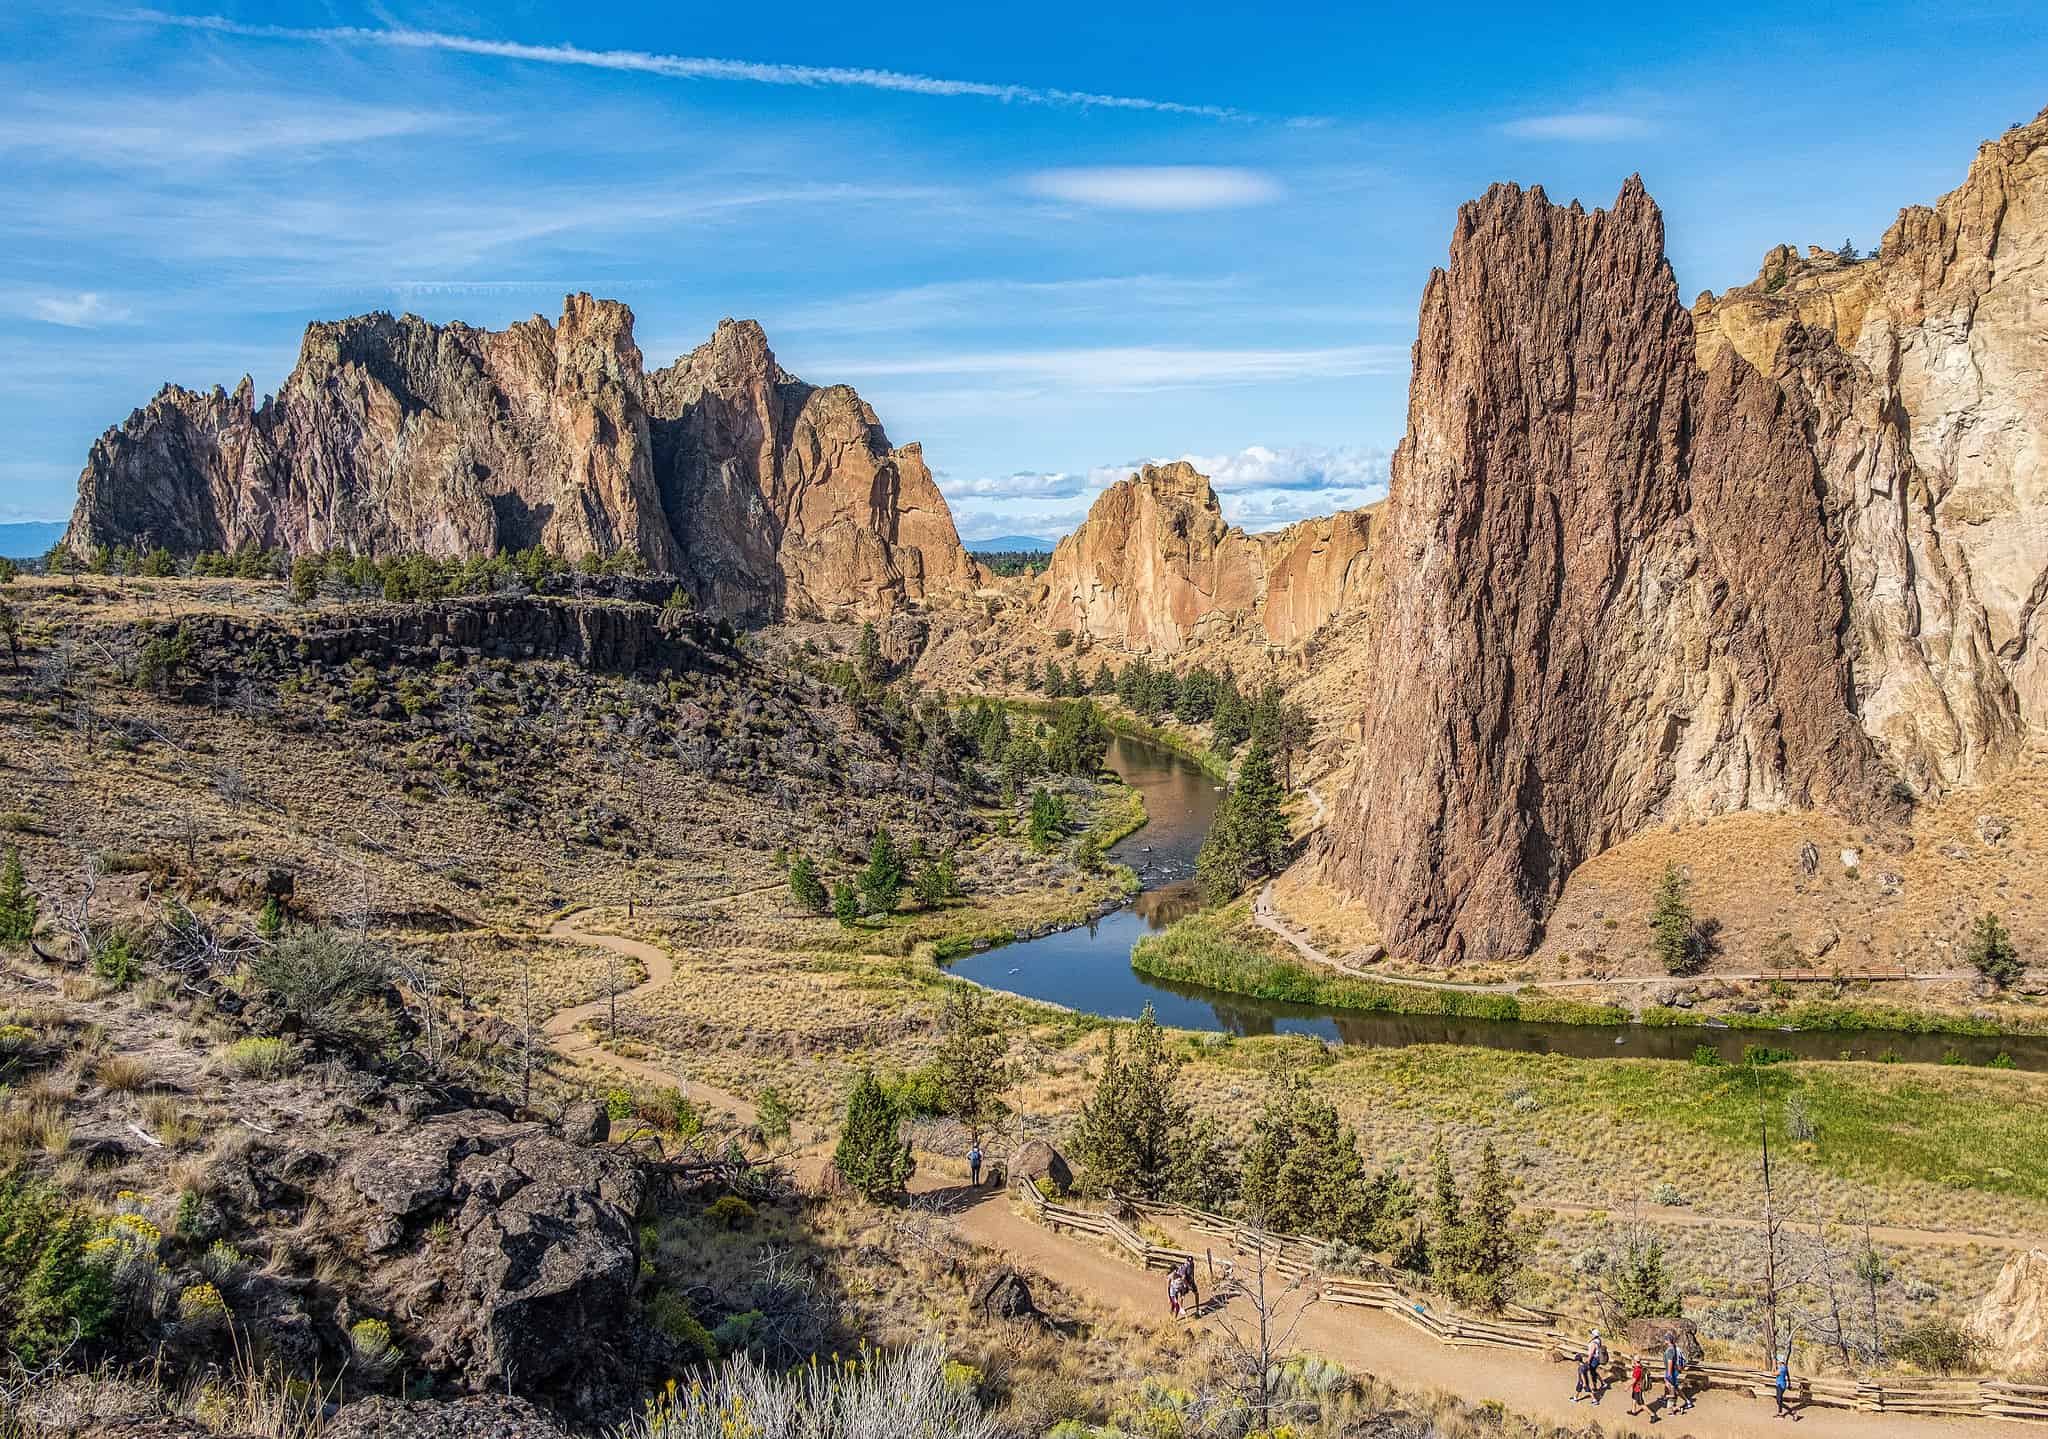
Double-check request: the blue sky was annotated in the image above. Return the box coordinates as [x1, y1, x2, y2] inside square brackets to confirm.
[3, 3, 2043, 540]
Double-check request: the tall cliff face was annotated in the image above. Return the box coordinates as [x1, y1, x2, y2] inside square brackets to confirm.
[1035, 462, 1375, 653]
[62, 300, 978, 622]
[1696, 107, 2048, 786]
[1322, 179, 1883, 966]
[645, 319, 982, 623]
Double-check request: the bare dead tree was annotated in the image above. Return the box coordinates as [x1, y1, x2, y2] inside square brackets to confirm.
[1855, 1219, 1895, 1366]
[1804, 1220, 1858, 1370]
[1755, 1079, 1786, 1366]
[60, 847, 101, 967]
[389, 948, 445, 1076]
[1210, 1216, 1322, 1432]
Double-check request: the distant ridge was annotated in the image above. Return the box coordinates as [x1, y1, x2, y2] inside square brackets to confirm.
[0, 521, 64, 558]
[965, 534, 1059, 553]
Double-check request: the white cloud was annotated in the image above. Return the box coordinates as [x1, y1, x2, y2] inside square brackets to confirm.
[1025, 166, 1282, 211]
[823, 343, 1401, 391]
[0, 95, 458, 168]
[134, 12, 1257, 121]
[1500, 112, 1651, 142]
[1181, 442, 1390, 495]
[30, 293, 132, 328]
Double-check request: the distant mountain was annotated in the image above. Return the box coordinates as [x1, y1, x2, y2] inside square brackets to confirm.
[966, 535, 1059, 554]
[0, 521, 65, 558]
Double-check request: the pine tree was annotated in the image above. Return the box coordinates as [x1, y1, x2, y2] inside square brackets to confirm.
[1613, 1232, 1672, 1319]
[1427, 1139, 1463, 1278]
[0, 845, 37, 944]
[1027, 788, 1069, 851]
[934, 985, 1013, 1143]
[1650, 864, 1701, 974]
[859, 827, 904, 915]
[1195, 739, 1289, 904]
[1966, 911, 2023, 987]
[1071, 1005, 1194, 1198]
[1449, 1139, 1529, 1310]
[831, 882, 860, 928]
[1239, 1083, 1372, 1242]
[788, 854, 829, 915]
[256, 893, 285, 941]
[856, 622, 887, 681]
[833, 1069, 914, 1198]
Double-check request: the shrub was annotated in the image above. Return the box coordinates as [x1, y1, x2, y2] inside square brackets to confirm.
[605, 1088, 636, 1122]
[349, 1317, 397, 1380]
[177, 1279, 229, 1331]
[1650, 864, 1704, 974]
[96, 1054, 152, 1092]
[1690, 1044, 1725, 1067]
[246, 929, 390, 1045]
[218, 1037, 298, 1078]
[625, 1339, 996, 1439]
[93, 930, 144, 987]
[1894, 1318, 1980, 1374]
[1966, 912, 2023, 988]
[0, 1167, 114, 1364]
[0, 844, 36, 943]
[646, 1289, 717, 1363]
[199, 1240, 247, 1284]
[704, 1195, 756, 1230]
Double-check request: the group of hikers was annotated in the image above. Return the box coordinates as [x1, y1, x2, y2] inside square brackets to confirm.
[1573, 1328, 1802, 1422]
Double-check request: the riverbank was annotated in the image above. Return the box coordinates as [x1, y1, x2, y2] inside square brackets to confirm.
[1137, 902, 2048, 1053]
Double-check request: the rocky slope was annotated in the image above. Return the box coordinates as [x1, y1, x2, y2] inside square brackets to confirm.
[62, 302, 980, 622]
[1322, 178, 1886, 967]
[1034, 461, 1376, 653]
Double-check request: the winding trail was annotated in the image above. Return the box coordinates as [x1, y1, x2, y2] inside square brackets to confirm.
[538, 911, 2022, 1434]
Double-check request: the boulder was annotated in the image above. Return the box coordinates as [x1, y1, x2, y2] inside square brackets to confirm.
[972, 1265, 1041, 1322]
[1620, 1316, 1704, 1362]
[1008, 1140, 1074, 1195]
[326, 1395, 566, 1439]
[559, 1100, 609, 1147]
[1969, 1247, 2048, 1372]
[428, 1135, 645, 1407]
[348, 1118, 481, 1218]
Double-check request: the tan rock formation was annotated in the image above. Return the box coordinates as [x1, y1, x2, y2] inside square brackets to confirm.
[1970, 1248, 2048, 1374]
[646, 318, 981, 622]
[1322, 178, 1883, 966]
[1697, 107, 2048, 784]
[1035, 461, 1375, 653]
[62, 301, 979, 622]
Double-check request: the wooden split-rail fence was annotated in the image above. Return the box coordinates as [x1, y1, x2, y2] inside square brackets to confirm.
[1009, 1177, 2048, 1425]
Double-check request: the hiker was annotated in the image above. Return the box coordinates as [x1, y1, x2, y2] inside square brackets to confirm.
[1572, 1334, 1605, 1400]
[1628, 1355, 1647, 1416]
[1661, 1334, 1683, 1413]
[1167, 1268, 1186, 1319]
[1672, 1341, 1693, 1414]
[1775, 1352, 1799, 1420]
[1175, 1255, 1199, 1315]
[968, 1143, 983, 1187]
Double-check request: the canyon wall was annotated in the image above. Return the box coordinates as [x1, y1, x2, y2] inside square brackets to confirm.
[62, 301, 979, 623]
[1322, 178, 1884, 967]
[1034, 461, 1375, 653]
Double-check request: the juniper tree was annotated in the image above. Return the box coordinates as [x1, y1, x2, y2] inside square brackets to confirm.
[831, 882, 860, 928]
[0, 845, 36, 944]
[1650, 864, 1702, 974]
[1966, 911, 2022, 987]
[934, 984, 1013, 1144]
[788, 854, 829, 915]
[1196, 739, 1289, 903]
[833, 1069, 914, 1198]
[859, 828, 903, 915]
[1071, 1005, 1194, 1198]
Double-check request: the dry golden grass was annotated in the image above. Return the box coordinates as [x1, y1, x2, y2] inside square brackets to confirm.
[96, 1053, 153, 1092]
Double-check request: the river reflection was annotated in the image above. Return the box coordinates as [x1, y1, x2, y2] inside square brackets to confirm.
[944, 735, 2048, 1070]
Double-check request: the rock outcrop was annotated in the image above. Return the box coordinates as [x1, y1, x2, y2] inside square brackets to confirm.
[1035, 462, 1375, 653]
[1695, 106, 2048, 787]
[1970, 1247, 2048, 1374]
[62, 301, 979, 622]
[1323, 178, 1884, 966]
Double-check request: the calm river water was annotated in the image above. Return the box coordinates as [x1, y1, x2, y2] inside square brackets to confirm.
[945, 735, 2048, 1069]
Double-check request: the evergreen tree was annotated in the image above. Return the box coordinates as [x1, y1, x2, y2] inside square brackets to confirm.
[933, 985, 1013, 1143]
[1027, 788, 1069, 851]
[788, 854, 829, 915]
[0, 845, 37, 944]
[833, 1069, 915, 1198]
[1426, 1140, 1462, 1278]
[859, 828, 904, 915]
[1650, 864, 1701, 974]
[1446, 1139, 1529, 1310]
[1092, 661, 1116, 695]
[831, 882, 861, 928]
[1239, 1083, 1380, 1242]
[856, 622, 887, 681]
[1966, 911, 2023, 987]
[0, 597, 18, 672]
[1044, 699, 1111, 775]
[1071, 1005, 1193, 1198]
[289, 554, 324, 603]
[1195, 739, 1290, 904]
[662, 585, 693, 615]
[1166, 1116, 1239, 1212]
[256, 892, 285, 941]
[913, 853, 959, 907]
[1612, 1232, 1673, 1320]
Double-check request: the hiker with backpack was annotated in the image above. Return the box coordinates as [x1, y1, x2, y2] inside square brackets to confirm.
[1571, 1329, 1605, 1402]
[1775, 1352, 1800, 1420]
[1628, 1355, 1648, 1416]
[1661, 1334, 1685, 1413]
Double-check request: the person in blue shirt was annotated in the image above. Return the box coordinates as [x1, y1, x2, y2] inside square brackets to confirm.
[968, 1143, 983, 1187]
[1775, 1352, 1798, 1420]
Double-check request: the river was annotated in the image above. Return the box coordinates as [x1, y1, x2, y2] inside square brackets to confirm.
[944, 733, 2048, 1070]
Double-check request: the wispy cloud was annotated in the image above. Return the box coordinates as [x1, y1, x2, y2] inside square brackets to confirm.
[28, 292, 133, 328]
[132, 11, 1257, 121]
[0, 95, 459, 168]
[823, 343, 1400, 391]
[1025, 166, 1282, 211]
[1500, 111, 1652, 142]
